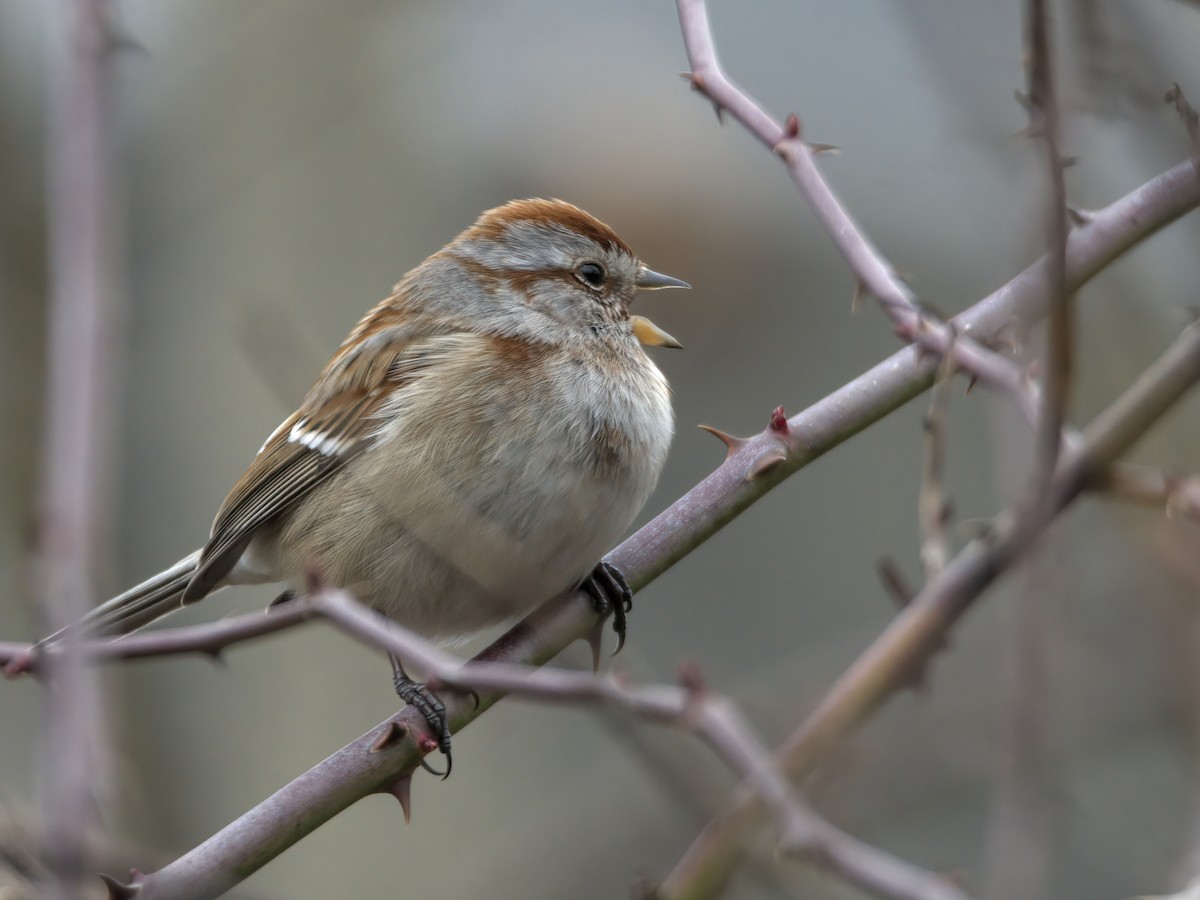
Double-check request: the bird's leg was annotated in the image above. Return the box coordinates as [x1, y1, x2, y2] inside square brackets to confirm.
[580, 560, 634, 655]
[390, 654, 452, 778]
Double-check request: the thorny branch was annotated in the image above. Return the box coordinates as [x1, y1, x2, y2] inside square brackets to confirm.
[20, 587, 965, 900]
[675, 0, 1043, 426]
[1, 603, 320, 674]
[304, 591, 971, 900]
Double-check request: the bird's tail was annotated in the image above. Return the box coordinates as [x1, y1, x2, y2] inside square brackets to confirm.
[36, 551, 202, 648]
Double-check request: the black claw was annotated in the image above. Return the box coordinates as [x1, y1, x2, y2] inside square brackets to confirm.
[580, 561, 634, 655]
[393, 668, 453, 779]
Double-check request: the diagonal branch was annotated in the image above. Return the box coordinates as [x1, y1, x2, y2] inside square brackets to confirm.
[304, 591, 971, 900]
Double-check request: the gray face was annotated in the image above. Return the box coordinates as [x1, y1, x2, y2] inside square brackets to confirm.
[439, 212, 645, 343]
[489, 219, 642, 333]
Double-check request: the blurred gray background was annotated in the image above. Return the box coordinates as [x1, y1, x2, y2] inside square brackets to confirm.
[3, 2, 1200, 898]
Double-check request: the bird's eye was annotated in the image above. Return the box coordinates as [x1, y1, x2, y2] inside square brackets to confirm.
[576, 262, 606, 289]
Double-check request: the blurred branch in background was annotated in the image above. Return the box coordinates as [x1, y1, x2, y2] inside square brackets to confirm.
[35, 0, 122, 896]
[1024, 0, 1074, 482]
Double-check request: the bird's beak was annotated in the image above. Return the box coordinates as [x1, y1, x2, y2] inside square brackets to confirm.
[632, 266, 687, 348]
[635, 266, 690, 291]
[631, 315, 683, 349]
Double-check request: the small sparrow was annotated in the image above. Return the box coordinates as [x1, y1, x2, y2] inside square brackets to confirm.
[44, 198, 686, 766]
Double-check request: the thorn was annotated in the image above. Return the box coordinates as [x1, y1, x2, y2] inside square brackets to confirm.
[99, 873, 142, 899]
[1066, 205, 1094, 227]
[1165, 83, 1200, 149]
[809, 142, 840, 156]
[102, 25, 149, 59]
[990, 322, 1022, 356]
[369, 720, 409, 754]
[417, 733, 440, 755]
[268, 589, 297, 609]
[680, 72, 722, 121]
[4, 649, 38, 677]
[784, 112, 801, 139]
[768, 406, 789, 434]
[583, 625, 603, 672]
[877, 558, 914, 609]
[912, 343, 939, 367]
[383, 774, 414, 823]
[964, 375, 978, 395]
[206, 648, 227, 668]
[746, 450, 787, 481]
[698, 424, 748, 459]
[850, 282, 863, 313]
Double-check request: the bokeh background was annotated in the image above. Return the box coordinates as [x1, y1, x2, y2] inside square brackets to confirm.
[3, 2, 1200, 898]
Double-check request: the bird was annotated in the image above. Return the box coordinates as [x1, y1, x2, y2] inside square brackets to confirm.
[39, 198, 687, 770]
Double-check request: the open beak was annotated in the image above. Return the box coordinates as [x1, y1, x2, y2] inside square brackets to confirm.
[632, 266, 687, 348]
[635, 266, 690, 291]
[631, 315, 683, 349]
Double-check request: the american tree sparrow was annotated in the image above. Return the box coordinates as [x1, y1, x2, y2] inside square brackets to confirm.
[43, 198, 687, 767]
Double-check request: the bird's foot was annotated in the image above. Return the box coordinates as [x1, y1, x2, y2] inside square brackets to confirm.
[393, 669, 453, 779]
[580, 560, 634, 655]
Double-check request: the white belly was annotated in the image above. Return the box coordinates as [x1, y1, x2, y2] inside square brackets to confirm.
[255, 337, 672, 637]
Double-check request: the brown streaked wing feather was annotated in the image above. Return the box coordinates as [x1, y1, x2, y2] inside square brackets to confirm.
[181, 336, 438, 603]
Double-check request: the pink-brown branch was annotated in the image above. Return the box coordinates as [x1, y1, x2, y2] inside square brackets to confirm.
[676, 0, 1043, 426]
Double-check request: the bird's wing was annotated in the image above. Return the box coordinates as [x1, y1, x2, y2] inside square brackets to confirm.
[182, 326, 450, 603]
